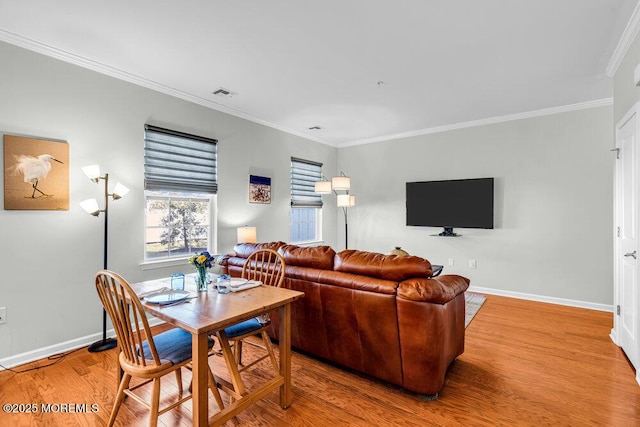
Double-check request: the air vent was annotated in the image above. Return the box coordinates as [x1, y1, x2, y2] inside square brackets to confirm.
[212, 87, 236, 97]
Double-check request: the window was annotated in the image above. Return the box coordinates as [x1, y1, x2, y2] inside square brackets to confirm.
[290, 158, 323, 243]
[145, 192, 211, 259]
[144, 125, 217, 262]
[290, 206, 320, 243]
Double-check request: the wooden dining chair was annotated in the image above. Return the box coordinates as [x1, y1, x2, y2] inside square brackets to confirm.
[95, 269, 224, 427]
[220, 249, 286, 373]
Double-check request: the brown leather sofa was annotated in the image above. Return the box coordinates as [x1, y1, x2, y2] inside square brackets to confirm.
[223, 241, 470, 396]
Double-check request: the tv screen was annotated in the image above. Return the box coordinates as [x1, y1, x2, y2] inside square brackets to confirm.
[406, 178, 494, 234]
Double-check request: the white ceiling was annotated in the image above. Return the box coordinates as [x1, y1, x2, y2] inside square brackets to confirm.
[0, 0, 637, 147]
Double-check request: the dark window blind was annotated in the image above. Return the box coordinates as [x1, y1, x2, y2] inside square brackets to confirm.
[144, 124, 217, 194]
[290, 157, 323, 208]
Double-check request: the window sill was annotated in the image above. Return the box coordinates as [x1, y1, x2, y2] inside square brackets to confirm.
[140, 257, 190, 270]
[141, 253, 223, 270]
[289, 240, 325, 247]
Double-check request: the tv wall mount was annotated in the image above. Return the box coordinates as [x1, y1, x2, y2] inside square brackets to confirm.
[431, 227, 461, 237]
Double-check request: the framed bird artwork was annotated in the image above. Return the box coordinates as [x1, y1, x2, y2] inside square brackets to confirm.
[3, 134, 69, 210]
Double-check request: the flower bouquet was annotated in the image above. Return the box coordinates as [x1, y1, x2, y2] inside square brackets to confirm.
[189, 251, 214, 291]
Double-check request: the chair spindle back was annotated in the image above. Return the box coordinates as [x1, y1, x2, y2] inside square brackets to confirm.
[95, 269, 161, 368]
[241, 249, 285, 288]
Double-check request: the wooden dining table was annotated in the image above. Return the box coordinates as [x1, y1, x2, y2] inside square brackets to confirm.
[130, 277, 304, 426]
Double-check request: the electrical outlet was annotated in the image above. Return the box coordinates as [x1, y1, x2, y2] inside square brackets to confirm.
[469, 260, 477, 269]
[448, 258, 455, 266]
[0, 307, 6, 324]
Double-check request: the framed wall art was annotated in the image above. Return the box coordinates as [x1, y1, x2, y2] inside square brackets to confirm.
[249, 174, 271, 204]
[3, 134, 69, 210]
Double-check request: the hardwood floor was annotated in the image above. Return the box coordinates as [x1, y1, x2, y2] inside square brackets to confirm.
[1, 295, 639, 426]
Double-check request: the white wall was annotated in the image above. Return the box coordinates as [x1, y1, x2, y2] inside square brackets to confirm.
[0, 41, 336, 359]
[338, 106, 614, 305]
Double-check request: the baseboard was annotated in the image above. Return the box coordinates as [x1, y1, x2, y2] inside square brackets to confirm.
[610, 328, 620, 346]
[0, 318, 165, 371]
[468, 286, 613, 313]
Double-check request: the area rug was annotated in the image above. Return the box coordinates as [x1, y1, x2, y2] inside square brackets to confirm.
[465, 292, 486, 328]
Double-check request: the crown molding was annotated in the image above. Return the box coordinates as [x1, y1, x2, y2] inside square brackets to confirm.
[0, 29, 336, 147]
[339, 98, 613, 148]
[607, 1, 640, 77]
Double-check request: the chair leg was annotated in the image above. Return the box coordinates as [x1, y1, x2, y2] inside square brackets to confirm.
[175, 368, 183, 398]
[236, 340, 244, 365]
[261, 331, 279, 372]
[108, 373, 131, 427]
[207, 367, 225, 410]
[149, 378, 161, 427]
[116, 358, 123, 393]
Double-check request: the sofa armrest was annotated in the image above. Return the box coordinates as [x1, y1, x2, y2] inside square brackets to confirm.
[398, 275, 469, 304]
[215, 253, 235, 275]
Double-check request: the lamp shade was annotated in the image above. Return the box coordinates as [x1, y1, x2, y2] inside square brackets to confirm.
[332, 175, 351, 191]
[337, 194, 356, 207]
[80, 198, 100, 216]
[314, 180, 332, 194]
[82, 165, 101, 182]
[112, 182, 130, 199]
[237, 226, 257, 243]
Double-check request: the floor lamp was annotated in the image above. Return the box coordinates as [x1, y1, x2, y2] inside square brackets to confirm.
[80, 165, 129, 353]
[315, 172, 355, 249]
[337, 194, 356, 249]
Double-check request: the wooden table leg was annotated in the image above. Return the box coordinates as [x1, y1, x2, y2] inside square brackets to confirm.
[278, 303, 292, 408]
[192, 333, 209, 427]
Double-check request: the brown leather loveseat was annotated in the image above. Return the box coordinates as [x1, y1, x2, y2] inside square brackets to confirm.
[223, 241, 470, 396]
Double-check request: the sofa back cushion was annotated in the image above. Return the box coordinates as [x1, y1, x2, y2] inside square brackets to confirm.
[335, 250, 432, 282]
[278, 244, 335, 270]
[233, 241, 287, 259]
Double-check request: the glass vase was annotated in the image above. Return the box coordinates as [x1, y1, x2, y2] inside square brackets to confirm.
[195, 269, 209, 292]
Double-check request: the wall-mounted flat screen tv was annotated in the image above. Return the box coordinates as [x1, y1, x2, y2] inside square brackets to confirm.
[406, 177, 494, 236]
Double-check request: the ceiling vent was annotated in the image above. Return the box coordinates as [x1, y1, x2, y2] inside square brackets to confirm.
[212, 87, 236, 97]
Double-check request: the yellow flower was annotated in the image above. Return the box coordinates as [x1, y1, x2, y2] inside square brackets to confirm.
[196, 255, 207, 264]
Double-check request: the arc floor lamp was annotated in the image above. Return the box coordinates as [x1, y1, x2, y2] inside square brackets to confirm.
[80, 165, 129, 353]
[315, 172, 355, 249]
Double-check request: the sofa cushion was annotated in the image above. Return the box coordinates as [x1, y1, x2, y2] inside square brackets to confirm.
[279, 244, 336, 270]
[398, 275, 470, 303]
[317, 270, 398, 294]
[233, 241, 287, 259]
[335, 250, 433, 282]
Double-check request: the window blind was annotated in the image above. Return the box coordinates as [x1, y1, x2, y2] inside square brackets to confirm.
[290, 157, 323, 207]
[144, 124, 217, 194]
